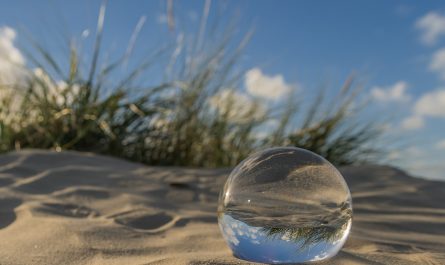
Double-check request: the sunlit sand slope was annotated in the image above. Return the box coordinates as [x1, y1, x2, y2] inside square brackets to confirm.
[0, 150, 443, 264]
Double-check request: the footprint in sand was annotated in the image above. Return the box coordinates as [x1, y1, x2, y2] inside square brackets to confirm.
[0, 198, 22, 229]
[33, 202, 98, 218]
[0, 166, 39, 179]
[113, 210, 175, 232]
[0, 176, 14, 187]
[174, 216, 216, 227]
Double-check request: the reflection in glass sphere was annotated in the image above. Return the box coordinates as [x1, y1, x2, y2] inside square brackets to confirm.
[218, 147, 352, 264]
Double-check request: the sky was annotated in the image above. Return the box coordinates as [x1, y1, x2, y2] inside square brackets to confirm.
[0, 0, 444, 180]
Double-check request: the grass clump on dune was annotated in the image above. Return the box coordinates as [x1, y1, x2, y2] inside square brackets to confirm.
[0, 2, 384, 167]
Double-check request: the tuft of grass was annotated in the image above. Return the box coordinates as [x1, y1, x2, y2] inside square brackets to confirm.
[0, 2, 171, 158]
[284, 77, 382, 166]
[0, 1, 386, 168]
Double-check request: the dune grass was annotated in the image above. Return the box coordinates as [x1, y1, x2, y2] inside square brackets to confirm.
[0, 2, 384, 168]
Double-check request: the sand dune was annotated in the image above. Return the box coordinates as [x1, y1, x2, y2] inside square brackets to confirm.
[0, 150, 444, 264]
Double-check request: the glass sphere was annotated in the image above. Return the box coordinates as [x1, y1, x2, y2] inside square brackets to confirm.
[218, 147, 352, 264]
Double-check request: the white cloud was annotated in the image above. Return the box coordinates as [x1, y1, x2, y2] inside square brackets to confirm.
[414, 89, 445, 117]
[0, 26, 26, 85]
[221, 223, 239, 246]
[313, 251, 330, 261]
[436, 139, 445, 149]
[415, 12, 445, 45]
[429, 48, 445, 80]
[209, 89, 265, 123]
[370, 81, 410, 102]
[401, 89, 445, 130]
[245, 68, 292, 100]
[401, 115, 424, 130]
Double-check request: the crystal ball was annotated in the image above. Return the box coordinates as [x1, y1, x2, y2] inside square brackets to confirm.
[218, 147, 352, 264]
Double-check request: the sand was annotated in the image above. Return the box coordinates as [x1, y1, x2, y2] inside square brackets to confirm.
[0, 150, 444, 265]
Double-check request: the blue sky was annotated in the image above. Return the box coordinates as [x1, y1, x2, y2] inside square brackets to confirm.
[0, 0, 444, 179]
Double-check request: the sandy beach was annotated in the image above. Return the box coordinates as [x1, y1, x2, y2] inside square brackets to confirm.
[0, 149, 444, 265]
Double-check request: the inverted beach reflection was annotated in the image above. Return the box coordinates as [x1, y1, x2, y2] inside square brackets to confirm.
[219, 209, 351, 264]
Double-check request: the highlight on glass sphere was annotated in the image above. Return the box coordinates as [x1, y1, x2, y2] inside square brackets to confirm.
[218, 147, 352, 264]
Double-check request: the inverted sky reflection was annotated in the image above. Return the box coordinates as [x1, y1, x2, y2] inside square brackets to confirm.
[219, 214, 351, 264]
